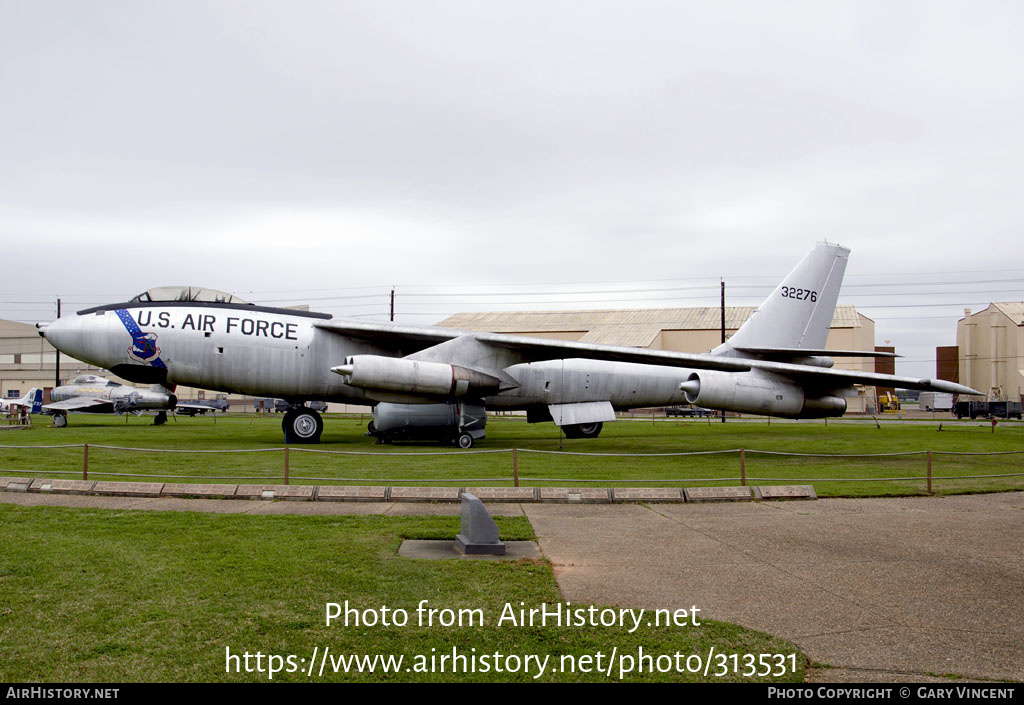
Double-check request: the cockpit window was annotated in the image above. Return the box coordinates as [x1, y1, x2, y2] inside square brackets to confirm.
[130, 287, 249, 305]
[71, 375, 119, 386]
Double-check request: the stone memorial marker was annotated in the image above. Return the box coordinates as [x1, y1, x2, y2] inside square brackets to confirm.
[455, 493, 505, 555]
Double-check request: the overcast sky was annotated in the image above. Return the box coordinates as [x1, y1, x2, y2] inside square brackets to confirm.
[2, 1, 1022, 377]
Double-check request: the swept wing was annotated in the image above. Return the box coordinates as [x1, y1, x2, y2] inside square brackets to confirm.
[317, 322, 979, 396]
[44, 397, 117, 414]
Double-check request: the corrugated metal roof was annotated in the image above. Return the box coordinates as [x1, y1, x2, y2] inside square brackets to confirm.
[438, 304, 863, 347]
[992, 302, 1024, 325]
[0, 320, 40, 337]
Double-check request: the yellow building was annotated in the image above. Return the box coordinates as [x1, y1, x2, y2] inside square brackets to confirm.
[957, 303, 1024, 402]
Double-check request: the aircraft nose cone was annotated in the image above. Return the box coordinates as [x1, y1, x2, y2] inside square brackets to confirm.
[38, 315, 95, 364]
[40, 317, 72, 350]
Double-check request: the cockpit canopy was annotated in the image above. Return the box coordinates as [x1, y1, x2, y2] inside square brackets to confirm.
[130, 287, 249, 305]
[71, 375, 120, 386]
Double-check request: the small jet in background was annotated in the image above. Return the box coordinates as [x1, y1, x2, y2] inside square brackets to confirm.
[0, 388, 43, 416]
[44, 375, 177, 427]
[176, 398, 229, 416]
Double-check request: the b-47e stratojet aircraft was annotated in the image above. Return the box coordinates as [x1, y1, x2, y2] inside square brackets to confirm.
[44, 375, 178, 427]
[37, 244, 979, 445]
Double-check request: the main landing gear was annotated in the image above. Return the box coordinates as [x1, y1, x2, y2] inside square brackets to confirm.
[282, 406, 324, 444]
[561, 422, 603, 439]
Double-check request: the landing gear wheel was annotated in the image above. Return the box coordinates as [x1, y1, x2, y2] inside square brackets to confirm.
[456, 433, 474, 449]
[562, 422, 603, 439]
[154, 411, 167, 426]
[52, 414, 67, 428]
[283, 407, 323, 444]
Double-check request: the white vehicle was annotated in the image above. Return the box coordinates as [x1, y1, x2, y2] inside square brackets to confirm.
[37, 244, 979, 445]
[919, 392, 954, 412]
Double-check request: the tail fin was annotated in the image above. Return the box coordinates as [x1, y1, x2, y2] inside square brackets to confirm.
[718, 242, 849, 353]
[18, 388, 43, 414]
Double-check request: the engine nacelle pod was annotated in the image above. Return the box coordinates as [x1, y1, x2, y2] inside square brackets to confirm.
[798, 395, 847, 418]
[332, 355, 500, 401]
[681, 371, 846, 419]
[369, 401, 486, 444]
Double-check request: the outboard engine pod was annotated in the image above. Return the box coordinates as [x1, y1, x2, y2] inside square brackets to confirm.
[682, 371, 845, 419]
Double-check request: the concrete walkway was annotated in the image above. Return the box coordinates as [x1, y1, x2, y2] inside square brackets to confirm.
[3, 490, 1021, 682]
[522, 493, 1024, 683]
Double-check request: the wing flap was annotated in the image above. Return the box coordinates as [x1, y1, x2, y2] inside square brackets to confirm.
[734, 347, 899, 359]
[548, 401, 617, 426]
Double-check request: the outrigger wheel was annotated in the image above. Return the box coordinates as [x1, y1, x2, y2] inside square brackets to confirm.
[52, 413, 68, 428]
[282, 406, 324, 444]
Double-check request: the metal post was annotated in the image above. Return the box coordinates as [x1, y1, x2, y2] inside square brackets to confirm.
[390, 288, 395, 322]
[721, 280, 727, 424]
[926, 450, 932, 494]
[740, 448, 746, 487]
[284, 447, 290, 485]
[83, 443, 88, 481]
[55, 297, 61, 388]
[513, 448, 519, 487]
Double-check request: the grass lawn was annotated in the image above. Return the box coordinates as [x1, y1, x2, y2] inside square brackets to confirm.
[1, 413, 1021, 497]
[0, 504, 803, 683]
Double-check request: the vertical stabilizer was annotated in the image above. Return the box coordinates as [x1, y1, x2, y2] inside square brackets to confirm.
[719, 242, 849, 353]
[17, 388, 43, 414]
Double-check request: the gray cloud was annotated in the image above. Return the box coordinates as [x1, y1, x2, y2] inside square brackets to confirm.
[2, 1, 1022, 376]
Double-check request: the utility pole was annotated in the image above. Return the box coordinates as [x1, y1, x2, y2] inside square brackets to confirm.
[55, 297, 61, 389]
[390, 288, 395, 322]
[720, 281, 726, 424]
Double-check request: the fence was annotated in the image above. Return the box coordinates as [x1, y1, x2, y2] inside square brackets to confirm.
[1, 443, 1023, 494]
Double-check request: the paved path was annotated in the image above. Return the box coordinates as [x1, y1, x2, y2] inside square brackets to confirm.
[522, 493, 1024, 682]
[4, 490, 1022, 681]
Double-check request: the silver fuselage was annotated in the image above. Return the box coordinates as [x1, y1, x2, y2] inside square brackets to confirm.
[41, 303, 691, 409]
